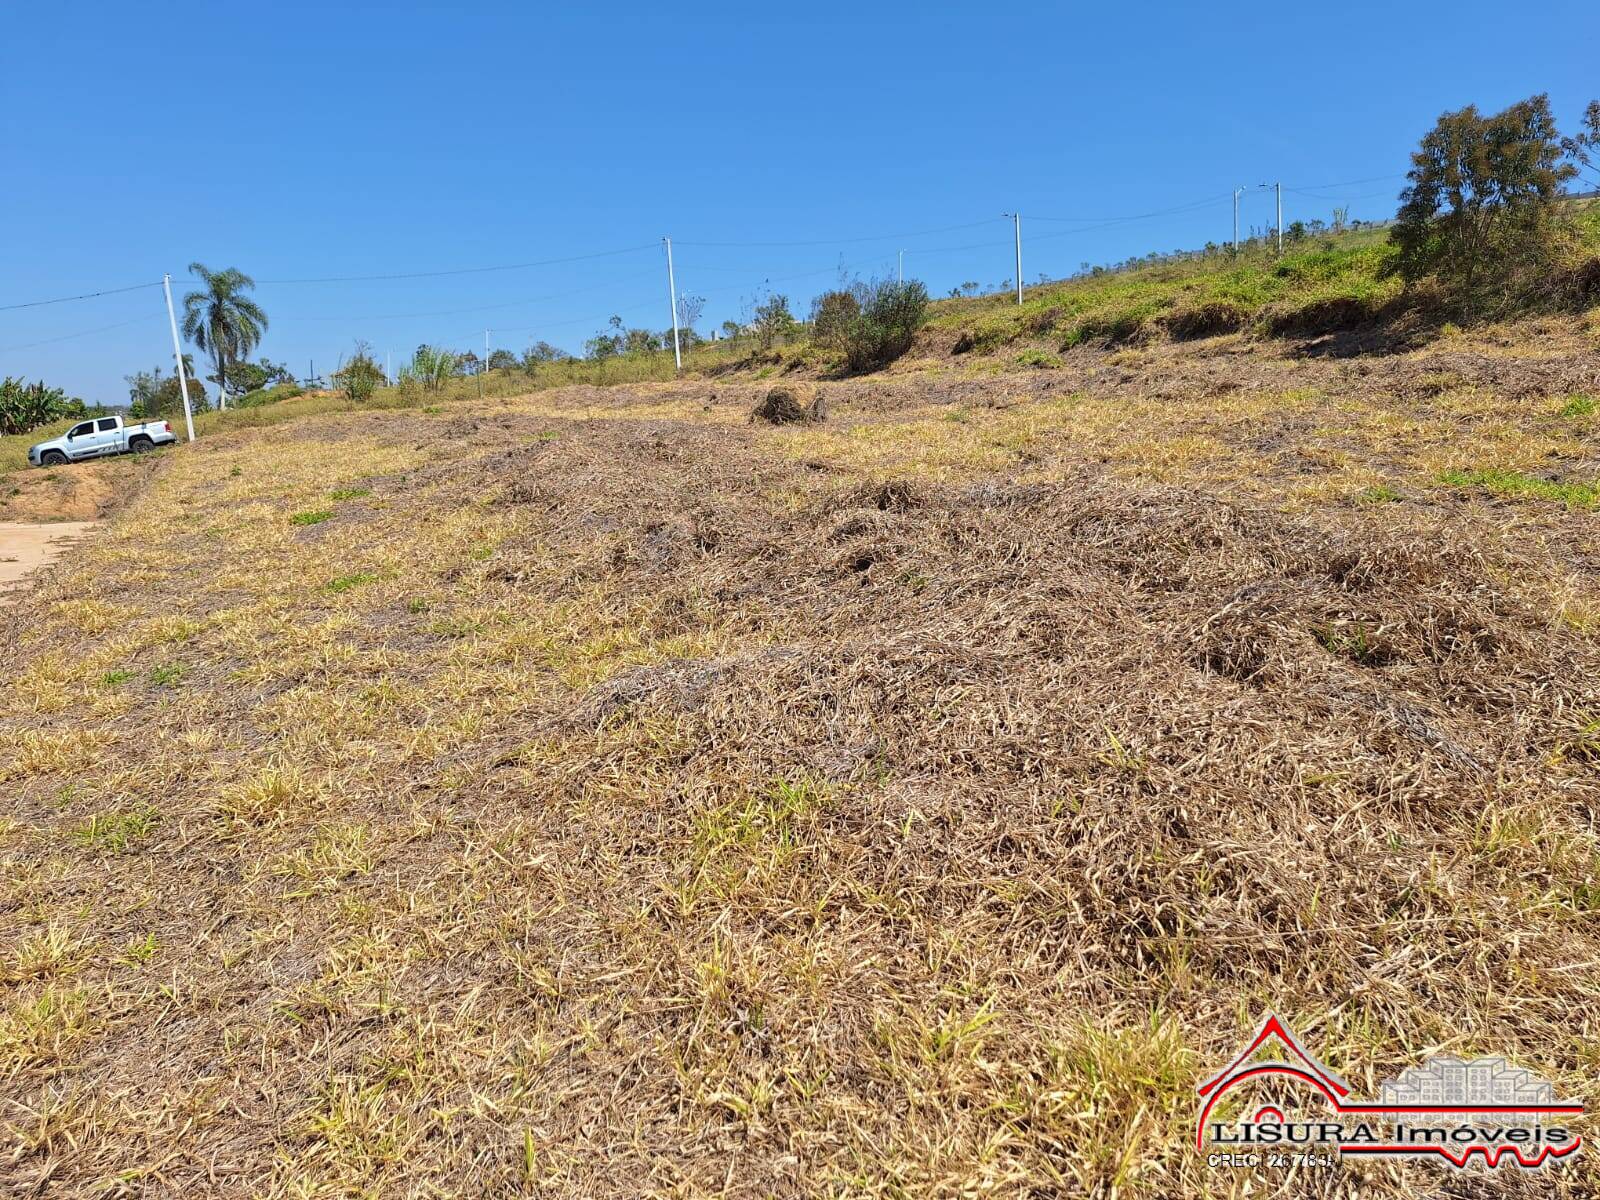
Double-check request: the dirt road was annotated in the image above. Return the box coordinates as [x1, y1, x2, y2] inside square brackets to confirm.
[0, 521, 95, 602]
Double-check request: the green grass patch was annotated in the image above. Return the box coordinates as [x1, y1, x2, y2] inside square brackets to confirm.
[1312, 621, 1392, 666]
[289, 509, 334, 526]
[148, 664, 183, 687]
[1560, 394, 1596, 418]
[1439, 468, 1600, 508]
[72, 806, 160, 853]
[324, 572, 379, 594]
[328, 487, 371, 501]
[694, 776, 829, 860]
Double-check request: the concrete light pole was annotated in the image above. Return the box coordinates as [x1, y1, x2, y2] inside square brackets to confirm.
[664, 237, 682, 371]
[1002, 213, 1022, 305]
[161, 274, 196, 443]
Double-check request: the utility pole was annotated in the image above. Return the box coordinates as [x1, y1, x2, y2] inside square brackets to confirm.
[385, 350, 391, 387]
[1275, 181, 1284, 256]
[898, 250, 905, 284]
[1003, 213, 1022, 305]
[664, 237, 682, 371]
[1232, 187, 1245, 256]
[161, 274, 196, 443]
[481, 329, 487, 400]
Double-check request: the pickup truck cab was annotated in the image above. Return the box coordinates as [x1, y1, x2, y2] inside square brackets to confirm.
[27, 416, 178, 467]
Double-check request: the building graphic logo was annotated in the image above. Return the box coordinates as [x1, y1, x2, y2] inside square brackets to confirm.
[1197, 1014, 1584, 1170]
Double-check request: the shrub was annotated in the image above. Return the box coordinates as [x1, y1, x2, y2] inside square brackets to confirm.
[841, 278, 929, 372]
[808, 290, 860, 350]
[232, 383, 301, 409]
[403, 346, 458, 392]
[334, 342, 384, 403]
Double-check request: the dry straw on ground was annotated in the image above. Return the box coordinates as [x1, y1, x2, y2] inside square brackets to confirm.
[1, 322, 1597, 1198]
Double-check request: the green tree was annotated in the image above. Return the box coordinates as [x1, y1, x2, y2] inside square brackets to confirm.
[126, 367, 163, 414]
[127, 359, 209, 419]
[224, 356, 291, 396]
[182, 263, 268, 410]
[623, 327, 662, 355]
[149, 375, 208, 418]
[521, 341, 565, 372]
[1390, 94, 1577, 314]
[1564, 100, 1600, 186]
[585, 315, 626, 360]
[487, 348, 518, 372]
[751, 293, 796, 351]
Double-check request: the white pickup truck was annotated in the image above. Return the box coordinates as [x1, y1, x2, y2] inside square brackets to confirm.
[27, 416, 178, 466]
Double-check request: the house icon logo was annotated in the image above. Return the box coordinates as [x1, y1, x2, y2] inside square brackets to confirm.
[1198, 1014, 1584, 1170]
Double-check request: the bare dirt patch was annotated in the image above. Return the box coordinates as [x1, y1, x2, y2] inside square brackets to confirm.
[0, 454, 161, 522]
[0, 521, 96, 603]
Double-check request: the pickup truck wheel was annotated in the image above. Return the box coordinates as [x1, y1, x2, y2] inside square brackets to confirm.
[40, 450, 67, 466]
[129, 436, 154, 453]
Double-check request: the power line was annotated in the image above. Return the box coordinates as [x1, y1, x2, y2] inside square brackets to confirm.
[281, 269, 663, 324]
[1288, 172, 1407, 191]
[0, 315, 162, 355]
[675, 218, 1003, 249]
[1028, 193, 1233, 224]
[256, 242, 660, 285]
[900, 236, 1014, 257]
[0, 281, 161, 314]
[5, 168, 1417, 373]
[1285, 187, 1400, 202]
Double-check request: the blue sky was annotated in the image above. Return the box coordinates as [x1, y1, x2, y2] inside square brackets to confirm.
[3, 1, 1596, 404]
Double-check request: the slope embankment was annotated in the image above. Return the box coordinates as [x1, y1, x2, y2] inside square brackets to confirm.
[0, 331, 1597, 1197]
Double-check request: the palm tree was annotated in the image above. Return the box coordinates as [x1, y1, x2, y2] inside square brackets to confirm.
[181, 263, 267, 410]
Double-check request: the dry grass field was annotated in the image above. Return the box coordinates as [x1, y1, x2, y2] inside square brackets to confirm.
[2, 319, 1598, 1197]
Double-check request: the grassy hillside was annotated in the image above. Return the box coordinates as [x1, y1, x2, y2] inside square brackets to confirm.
[8, 208, 1597, 489]
[2, 326, 1598, 1195]
[931, 230, 1400, 351]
